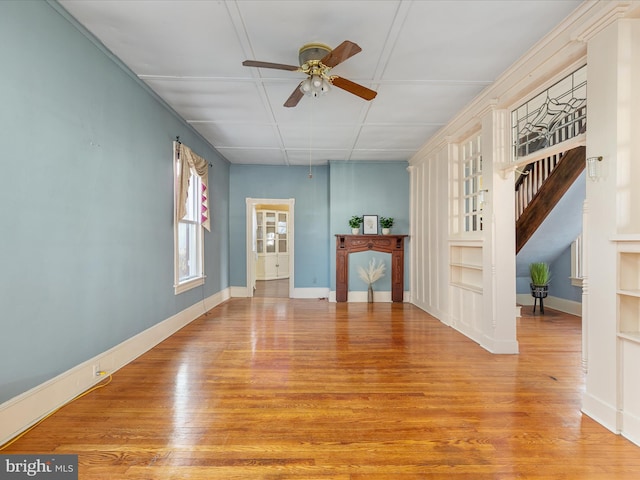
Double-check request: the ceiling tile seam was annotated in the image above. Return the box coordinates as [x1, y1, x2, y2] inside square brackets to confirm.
[371, 0, 414, 82]
[187, 120, 279, 125]
[215, 146, 282, 150]
[187, 120, 444, 126]
[223, 0, 254, 62]
[224, 0, 290, 166]
[342, 0, 413, 160]
[351, 148, 417, 152]
[136, 75, 494, 87]
[137, 75, 258, 82]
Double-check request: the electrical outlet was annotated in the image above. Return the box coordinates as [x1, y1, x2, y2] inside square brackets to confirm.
[92, 364, 101, 377]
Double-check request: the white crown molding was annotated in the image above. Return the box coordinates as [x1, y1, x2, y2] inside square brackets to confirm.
[410, 1, 633, 165]
[570, 1, 635, 42]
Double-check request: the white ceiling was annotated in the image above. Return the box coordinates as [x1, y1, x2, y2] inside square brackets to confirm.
[59, 0, 583, 166]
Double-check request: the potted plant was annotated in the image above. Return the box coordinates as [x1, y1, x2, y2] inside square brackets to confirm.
[349, 215, 363, 234]
[529, 262, 550, 314]
[380, 217, 394, 235]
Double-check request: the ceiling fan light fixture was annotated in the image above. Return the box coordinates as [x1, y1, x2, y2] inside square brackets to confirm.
[300, 74, 330, 98]
[300, 78, 312, 94]
[243, 40, 376, 107]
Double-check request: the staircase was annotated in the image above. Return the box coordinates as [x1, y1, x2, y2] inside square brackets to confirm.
[515, 146, 586, 253]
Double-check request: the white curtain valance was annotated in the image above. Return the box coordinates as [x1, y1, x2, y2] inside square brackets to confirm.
[177, 143, 210, 232]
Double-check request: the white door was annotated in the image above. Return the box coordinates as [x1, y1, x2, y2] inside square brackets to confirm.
[256, 210, 289, 280]
[246, 198, 295, 297]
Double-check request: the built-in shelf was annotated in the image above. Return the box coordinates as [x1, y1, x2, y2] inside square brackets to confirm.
[450, 262, 483, 270]
[450, 242, 483, 293]
[618, 289, 640, 298]
[618, 332, 640, 344]
[615, 241, 640, 343]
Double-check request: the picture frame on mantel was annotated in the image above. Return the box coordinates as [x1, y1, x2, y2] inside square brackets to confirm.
[363, 215, 378, 234]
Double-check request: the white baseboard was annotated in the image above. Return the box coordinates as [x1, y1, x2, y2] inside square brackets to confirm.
[581, 391, 619, 436]
[229, 285, 250, 297]
[622, 410, 640, 447]
[481, 335, 520, 354]
[328, 290, 410, 303]
[0, 288, 230, 446]
[293, 287, 330, 299]
[516, 294, 582, 317]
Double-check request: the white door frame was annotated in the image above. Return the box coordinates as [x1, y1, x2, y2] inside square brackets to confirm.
[245, 198, 295, 298]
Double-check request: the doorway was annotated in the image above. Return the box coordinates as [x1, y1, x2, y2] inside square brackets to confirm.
[245, 198, 295, 298]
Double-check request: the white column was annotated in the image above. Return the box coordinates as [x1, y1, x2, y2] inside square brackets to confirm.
[582, 18, 640, 442]
[479, 106, 519, 354]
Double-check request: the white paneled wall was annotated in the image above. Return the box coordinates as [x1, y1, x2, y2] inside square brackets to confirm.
[410, 111, 518, 355]
[410, 145, 450, 322]
[408, 0, 640, 445]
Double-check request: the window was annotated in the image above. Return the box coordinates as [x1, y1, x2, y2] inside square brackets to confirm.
[174, 143, 205, 294]
[570, 235, 583, 287]
[511, 65, 587, 160]
[461, 135, 483, 232]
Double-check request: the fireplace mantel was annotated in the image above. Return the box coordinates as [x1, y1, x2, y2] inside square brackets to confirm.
[335, 234, 408, 302]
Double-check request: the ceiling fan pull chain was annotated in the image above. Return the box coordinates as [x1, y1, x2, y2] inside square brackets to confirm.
[308, 100, 314, 179]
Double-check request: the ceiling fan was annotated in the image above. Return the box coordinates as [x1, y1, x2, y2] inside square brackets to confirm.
[242, 40, 377, 107]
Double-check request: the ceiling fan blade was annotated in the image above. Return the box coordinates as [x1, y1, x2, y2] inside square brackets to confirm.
[242, 60, 300, 71]
[331, 76, 377, 101]
[284, 84, 304, 107]
[321, 40, 362, 68]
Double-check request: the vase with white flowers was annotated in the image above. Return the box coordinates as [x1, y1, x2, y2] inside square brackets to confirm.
[358, 257, 386, 303]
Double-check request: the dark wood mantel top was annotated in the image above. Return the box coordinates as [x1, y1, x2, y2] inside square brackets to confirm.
[335, 234, 408, 253]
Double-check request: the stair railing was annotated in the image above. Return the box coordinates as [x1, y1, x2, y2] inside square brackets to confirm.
[515, 153, 564, 221]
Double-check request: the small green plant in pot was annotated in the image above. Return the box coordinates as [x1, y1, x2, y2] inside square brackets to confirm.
[380, 217, 394, 234]
[349, 215, 363, 234]
[529, 262, 550, 314]
[529, 262, 550, 286]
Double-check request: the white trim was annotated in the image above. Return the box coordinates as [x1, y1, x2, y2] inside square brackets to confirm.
[292, 287, 330, 299]
[174, 275, 205, 294]
[245, 198, 295, 299]
[481, 335, 520, 355]
[582, 390, 619, 435]
[506, 134, 587, 173]
[0, 288, 230, 446]
[570, 277, 584, 287]
[516, 294, 582, 317]
[328, 290, 410, 303]
[622, 410, 640, 447]
[229, 285, 251, 297]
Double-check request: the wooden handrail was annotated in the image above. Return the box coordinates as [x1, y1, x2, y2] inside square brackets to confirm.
[515, 146, 585, 253]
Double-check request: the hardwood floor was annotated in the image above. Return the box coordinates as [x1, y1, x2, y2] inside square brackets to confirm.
[3, 299, 640, 479]
[254, 278, 289, 298]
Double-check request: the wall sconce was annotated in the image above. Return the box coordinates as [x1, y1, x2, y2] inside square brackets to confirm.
[586, 156, 603, 181]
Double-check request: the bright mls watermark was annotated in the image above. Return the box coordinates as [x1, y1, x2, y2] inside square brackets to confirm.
[0, 455, 77, 480]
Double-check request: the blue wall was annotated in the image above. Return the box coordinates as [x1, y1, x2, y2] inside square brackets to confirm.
[0, 1, 411, 406]
[229, 161, 410, 293]
[549, 245, 582, 302]
[229, 165, 331, 289]
[0, 1, 230, 403]
[329, 161, 410, 291]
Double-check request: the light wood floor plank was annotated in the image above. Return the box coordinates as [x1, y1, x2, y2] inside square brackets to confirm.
[3, 299, 639, 478]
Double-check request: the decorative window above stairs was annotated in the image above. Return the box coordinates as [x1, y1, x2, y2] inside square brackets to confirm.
[512, 65, 587, 162]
